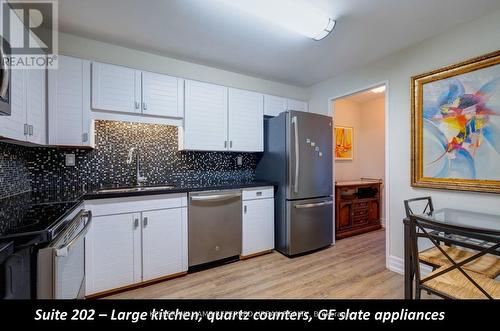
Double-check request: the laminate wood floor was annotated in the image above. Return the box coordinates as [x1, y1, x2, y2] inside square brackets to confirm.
[107, 229, 405, 299]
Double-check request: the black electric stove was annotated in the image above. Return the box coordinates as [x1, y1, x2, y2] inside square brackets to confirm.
[0, 202, 81, 242]
[0, 191, 83, 299]
[0, 191, 83, 243]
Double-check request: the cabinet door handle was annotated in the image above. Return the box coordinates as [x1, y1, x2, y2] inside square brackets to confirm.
[142, 102, 147, 111]
[229, 140, 233, 148]
[24, 124, 29, 135]
[82, 132, 88, 143]
[224, 141, 228, 149]
[143, 217, 148, 228]
[134, 218, 139, 229]
[135, 101, 140, 110]
[244, 205, 247, 214]
[28, 125, 34, 136]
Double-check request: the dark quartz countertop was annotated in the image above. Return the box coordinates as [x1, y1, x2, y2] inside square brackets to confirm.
[0, 180, 276, 239]
[83, 180, 276, 200]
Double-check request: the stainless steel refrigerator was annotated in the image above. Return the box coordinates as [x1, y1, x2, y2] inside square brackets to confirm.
[256, 110, 333, 256]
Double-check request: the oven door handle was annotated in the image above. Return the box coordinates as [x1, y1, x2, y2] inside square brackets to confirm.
[55, 211, 92, 257]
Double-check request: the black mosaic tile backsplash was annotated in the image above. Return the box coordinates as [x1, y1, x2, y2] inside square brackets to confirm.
[0, 142, 31, 198]
[2, 120, 261, 195]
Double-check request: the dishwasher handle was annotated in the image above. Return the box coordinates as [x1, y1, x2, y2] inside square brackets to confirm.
[190, 192, 241, 202]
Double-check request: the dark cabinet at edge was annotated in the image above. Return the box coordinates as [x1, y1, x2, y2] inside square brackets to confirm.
[335, 182, 382, 240]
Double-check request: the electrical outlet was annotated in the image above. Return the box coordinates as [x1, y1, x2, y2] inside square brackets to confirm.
[237, 156, 243, 166]
[65, 154, 76, 167]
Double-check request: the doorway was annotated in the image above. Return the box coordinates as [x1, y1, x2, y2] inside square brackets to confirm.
[330, 83, 388, 265]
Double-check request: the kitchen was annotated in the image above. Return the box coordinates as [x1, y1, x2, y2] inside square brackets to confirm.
[1, 0, 500, 311]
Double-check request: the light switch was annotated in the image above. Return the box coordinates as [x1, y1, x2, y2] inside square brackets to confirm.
[65, 154, 76, 167]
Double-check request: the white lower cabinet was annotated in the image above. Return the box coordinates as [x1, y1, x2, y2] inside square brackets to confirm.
[142, 208, 188, 282]
[84, 194, 188, 296]
[85, 212, 142, 294]
[242, 187, 275, 257]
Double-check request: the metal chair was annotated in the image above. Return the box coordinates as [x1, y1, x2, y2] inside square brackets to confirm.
[409, 214, 500, 299]
[404, 197, 434, 218]
[404, 197, 500, 279]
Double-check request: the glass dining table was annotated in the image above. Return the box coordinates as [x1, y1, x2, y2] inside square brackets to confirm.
[403, 208, 500, 299]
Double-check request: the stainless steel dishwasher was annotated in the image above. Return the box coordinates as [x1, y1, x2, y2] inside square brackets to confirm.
[188, 190, 242, 268]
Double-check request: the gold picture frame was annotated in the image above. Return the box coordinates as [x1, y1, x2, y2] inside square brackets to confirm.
[411, 50, 500, 193]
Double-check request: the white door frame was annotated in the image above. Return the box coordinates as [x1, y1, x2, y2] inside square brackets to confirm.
[328, 80, 391, 270]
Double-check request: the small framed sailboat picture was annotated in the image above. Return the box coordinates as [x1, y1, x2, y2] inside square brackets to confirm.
[335, 126, 353, 160]
[411, 50, 500, 193]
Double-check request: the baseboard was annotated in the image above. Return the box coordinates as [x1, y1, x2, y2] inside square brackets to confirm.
[388, 255, 404, 275]
[388, 255, 433, 276]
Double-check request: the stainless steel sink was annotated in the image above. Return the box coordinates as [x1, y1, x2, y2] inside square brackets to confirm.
[96, 185, 176, 194]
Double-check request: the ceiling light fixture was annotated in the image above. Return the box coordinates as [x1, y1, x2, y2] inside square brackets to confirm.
[371, 86, 386, 93]
[218, 0, 336, 41]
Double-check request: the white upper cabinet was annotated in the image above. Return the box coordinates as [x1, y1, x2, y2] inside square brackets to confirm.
[0, 68, 27, 141]
[48, 55, 93, 147]
[0, 10, 46, 145]
[181, 83, 265, 152]
[26, 68, 46, 144]
[264, 94, 287, 117]
[228, 88, 263, 152]
[287, 98, 309, 112]
[181, 80, 228, 151]
[142, 71, 183, 118]
[0, 67, 46, 144]
[91, 62, 141, 114]
[91, 62, 185, 120]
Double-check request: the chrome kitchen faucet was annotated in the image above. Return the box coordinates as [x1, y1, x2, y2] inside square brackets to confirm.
[127, 147, 147, 186]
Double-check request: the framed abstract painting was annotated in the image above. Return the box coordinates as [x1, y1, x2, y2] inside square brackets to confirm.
[335, 126, 353, 160]
[411, 50, 500, 193]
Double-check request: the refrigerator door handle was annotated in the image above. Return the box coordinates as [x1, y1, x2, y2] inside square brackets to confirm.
[292, 116, 299, 194]
[295, 201, 333, 209]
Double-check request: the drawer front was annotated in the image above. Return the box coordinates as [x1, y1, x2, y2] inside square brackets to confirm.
[352, 209, 369, 218]
[242, 187, 274, 201]
[353, 214, 369, 225]
[353, 201, 369, 210]
[85, 193, 187, 217]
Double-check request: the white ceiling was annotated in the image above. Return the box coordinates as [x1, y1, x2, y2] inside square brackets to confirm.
[54, 0, 500, 87]
[344, 88, 385, 104]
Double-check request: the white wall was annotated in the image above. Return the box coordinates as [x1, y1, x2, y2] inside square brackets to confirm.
[333, 97, 385, 182]
[307, 8, 500, 269]
[333, 99, 362, 181]
[359, 97, 385, 183]
[359, 97, 386, 221]
[59, 33, 307, 100]
[333, 97, 386, 220]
